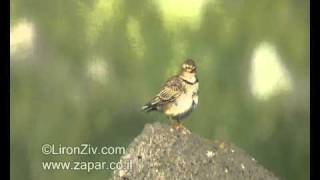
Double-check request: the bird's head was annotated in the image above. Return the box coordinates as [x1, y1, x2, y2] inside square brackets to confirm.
[181, 58, 197, 73]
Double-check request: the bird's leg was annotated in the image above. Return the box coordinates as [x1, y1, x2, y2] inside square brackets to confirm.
[170, 117, 176, 129]
[169, 117, 179, 130]
[175, 120, 183, 131]
[169, 117, 187, 132]
[172, 119, 184, 132]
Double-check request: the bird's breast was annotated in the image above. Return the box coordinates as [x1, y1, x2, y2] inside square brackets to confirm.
[163, 82, 199, 119]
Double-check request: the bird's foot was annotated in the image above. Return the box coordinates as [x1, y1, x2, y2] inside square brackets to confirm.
[170, 121, 181, 131]
[170, 121, 191, 134]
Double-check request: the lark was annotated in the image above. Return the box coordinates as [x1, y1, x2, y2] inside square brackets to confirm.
[141, 59, 199, 130]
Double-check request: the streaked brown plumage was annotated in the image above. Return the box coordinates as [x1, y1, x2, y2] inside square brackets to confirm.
[142, 59, 199, 130]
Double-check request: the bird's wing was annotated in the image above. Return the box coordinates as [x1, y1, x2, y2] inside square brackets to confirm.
[152, 76, 184, 105]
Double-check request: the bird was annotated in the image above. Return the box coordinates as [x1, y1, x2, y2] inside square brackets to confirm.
[141, 59, 199, 130]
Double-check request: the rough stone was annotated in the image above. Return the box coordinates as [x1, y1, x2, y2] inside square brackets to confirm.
[112, 122, 279, 180]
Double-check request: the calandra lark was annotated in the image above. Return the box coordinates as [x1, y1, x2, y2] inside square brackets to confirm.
[141, 59, 199, 130]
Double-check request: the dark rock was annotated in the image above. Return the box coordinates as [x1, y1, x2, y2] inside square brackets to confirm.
[112, 122, 279, 180]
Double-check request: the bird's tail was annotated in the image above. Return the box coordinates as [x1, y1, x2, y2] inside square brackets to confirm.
[141, 102, 157, 112]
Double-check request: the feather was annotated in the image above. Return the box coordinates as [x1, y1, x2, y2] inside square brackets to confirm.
[141, 76, 184, 112]
[156, 76, 184, 104]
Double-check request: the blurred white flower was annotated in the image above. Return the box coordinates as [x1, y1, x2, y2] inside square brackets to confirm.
[87, 56, 109, 84]
[10, 19, 35, 60]
[250, 42, 292, 100]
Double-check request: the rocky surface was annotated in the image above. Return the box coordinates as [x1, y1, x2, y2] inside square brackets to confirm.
[112, 122, 279, 180]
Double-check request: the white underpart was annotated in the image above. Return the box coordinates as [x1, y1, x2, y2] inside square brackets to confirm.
[164, 81, 199, 118]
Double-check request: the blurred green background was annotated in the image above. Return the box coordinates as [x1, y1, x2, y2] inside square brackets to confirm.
[10, 0, 309, 179]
